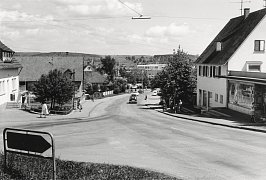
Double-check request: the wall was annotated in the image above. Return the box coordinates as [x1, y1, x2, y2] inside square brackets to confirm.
[197, 64, 228, 108]
[228, 16, 266, 72]
[0, 69, 18, 78]
[0, 76, 19, 106]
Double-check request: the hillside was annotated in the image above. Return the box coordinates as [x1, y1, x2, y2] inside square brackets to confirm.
[14, 52, 198, 70]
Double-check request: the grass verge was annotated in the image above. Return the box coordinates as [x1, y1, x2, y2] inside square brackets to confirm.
[0, 153, 181, 180]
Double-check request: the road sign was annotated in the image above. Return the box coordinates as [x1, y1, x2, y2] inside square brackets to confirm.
[7, 132, 51, 153]
[3, 128, 56, 180]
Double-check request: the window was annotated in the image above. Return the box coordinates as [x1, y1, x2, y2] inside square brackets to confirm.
[246, 61, 262, 72]
[199, 66, 202, 76]
[12, 78, 16, 91]
[213, 66, 216, 77]
[254, 40, 265, 52]
[208, 91, 212, 98]
[215, 94, 218, 102]
[210, 66, 213, 77]
[0, 81, 5, 95]
[206, 66, 209, 77]
[218, 66, 221, 76]
[248, 65, 261, 72]
[220, 95, 223, 104]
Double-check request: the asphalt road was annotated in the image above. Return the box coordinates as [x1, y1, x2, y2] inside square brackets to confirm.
[11, 93, 266, 180]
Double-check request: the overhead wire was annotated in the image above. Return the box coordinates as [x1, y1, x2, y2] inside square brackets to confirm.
[117, 0, 143, 16]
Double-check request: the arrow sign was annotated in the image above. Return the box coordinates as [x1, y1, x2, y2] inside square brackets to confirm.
[7, 132, 51, 154]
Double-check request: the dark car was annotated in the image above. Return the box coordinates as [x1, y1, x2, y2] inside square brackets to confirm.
[129, 94, 137, 104]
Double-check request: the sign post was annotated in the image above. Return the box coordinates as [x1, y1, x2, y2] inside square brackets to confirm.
[3, 128, 56, 180]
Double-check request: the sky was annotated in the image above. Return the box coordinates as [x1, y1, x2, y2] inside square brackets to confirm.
[0, 0, 265, 55]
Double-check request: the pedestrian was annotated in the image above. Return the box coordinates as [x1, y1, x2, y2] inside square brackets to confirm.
[77, 99, 82, 112]
[178, 99, 183, 112]
[145, 95, 147, 100]
[91, 94, 94, 102]
[41, 101, 49, 118]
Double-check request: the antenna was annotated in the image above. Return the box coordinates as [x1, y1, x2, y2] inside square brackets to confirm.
[230, 0, 251, 15]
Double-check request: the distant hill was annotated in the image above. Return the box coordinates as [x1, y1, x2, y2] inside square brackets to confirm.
[14, 52, 102, 58]
[14, 52, 198, 70]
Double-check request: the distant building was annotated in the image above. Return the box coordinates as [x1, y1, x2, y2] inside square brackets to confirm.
[195, 8, 266, 116]
[137, 64, 166, 79]
[0, 41, 22, 109]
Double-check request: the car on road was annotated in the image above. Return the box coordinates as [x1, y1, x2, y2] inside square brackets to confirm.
[131, 91, 139, 96]
[129, 94, 137, 104]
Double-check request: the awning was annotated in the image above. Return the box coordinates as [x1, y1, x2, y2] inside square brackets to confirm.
[218, 75, 266, 85]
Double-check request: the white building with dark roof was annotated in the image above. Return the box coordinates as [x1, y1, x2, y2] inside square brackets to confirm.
[0, 41, 22, 109]
[195, 8, 266, 116]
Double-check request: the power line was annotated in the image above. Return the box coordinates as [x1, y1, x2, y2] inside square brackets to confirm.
[117, 0, 143, 16]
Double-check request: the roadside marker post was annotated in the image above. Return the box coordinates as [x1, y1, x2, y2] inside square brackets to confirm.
[3, 128, 56, 180]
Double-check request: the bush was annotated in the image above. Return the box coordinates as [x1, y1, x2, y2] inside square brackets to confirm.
[113, 88, 121, 94]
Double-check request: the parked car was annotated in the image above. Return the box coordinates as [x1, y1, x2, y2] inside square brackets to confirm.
[129, 94, 137, 104]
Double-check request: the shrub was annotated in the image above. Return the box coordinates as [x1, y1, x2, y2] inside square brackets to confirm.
[113, 88, 120, 94]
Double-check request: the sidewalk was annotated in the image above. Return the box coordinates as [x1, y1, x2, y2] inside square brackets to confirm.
[0, 99, 104, 128]
[143, 96, 266, 133]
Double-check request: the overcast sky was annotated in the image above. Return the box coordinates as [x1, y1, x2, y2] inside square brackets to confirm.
[0, 0, 265, 55]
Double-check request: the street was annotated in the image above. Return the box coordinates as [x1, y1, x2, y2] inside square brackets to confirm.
[2, 92, 266, 180]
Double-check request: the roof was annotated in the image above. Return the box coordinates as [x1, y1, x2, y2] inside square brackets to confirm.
[84, 71, 107, 84]
[0, 40, 14, 52]
[195, 8, 266, 65]
[17, 56, 84, 81]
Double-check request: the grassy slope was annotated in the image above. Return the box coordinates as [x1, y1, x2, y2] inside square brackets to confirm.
[0, 153, 181, 180]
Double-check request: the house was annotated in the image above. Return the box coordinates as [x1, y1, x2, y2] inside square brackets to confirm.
[195, 8, 266, 116]
[0, 41, 22, 109]
[84, 64, 107, 88]
[16, 53, 106, 97]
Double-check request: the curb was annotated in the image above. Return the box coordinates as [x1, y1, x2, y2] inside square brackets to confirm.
[156, 110, 266, 134]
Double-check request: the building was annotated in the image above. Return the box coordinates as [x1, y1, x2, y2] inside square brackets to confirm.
[137, 64, 166, 79]
[0, 41, 22, 109]
[16, 52, 106, 97]
[195, 8, 266, 116]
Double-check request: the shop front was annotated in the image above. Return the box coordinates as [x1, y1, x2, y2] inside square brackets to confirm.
[228, 80, 266, 118]
[228, 80, 254, 115]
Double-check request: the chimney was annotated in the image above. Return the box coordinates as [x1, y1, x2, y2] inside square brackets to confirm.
[244, 8, 250, 19]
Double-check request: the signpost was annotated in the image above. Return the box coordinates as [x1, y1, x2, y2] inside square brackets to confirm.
[3, 128, 56, 180]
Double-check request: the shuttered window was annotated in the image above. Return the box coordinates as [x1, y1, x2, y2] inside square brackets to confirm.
[254, 40, 265, 52]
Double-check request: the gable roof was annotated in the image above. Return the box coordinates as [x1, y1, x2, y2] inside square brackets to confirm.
[196, 8, 266, 65]
[84, 65, 107, 84]
[17, 56, 84, 81]
[84, 71, 107, 84]
[0, 40, 14, 52]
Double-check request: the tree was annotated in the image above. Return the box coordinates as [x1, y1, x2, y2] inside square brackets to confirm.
[33, 69, 74, 109]
[151, 49, 196, 107]
[100, 56, 116, 81]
